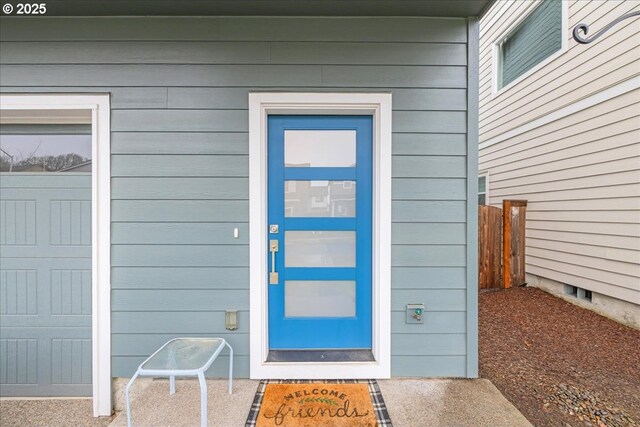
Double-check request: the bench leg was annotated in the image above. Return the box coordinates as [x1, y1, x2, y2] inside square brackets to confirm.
[170, 375, 175, 396]
[197, 371, 207, 427]
[126, 371, 140, 427]
[226, 342, 233, 395]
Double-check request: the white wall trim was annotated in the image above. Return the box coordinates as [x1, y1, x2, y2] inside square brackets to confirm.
[491, 0, 568, 96]
[466, 18, 480, 378]
[248, 92, 392, 379]
[0, 94, 111, 416]
[480, 75, 640, 150]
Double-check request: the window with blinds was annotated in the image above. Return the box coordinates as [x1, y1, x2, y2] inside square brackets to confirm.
[498, 0, 562, 89]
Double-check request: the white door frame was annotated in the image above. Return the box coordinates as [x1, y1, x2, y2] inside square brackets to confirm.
[0, 94, 111, 416]
[248, 92, 392, 379]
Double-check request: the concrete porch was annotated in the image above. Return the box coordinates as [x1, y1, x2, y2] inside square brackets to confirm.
[108, 378, 532, 426]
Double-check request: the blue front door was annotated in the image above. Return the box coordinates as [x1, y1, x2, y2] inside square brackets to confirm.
[268, 115, 372, 349]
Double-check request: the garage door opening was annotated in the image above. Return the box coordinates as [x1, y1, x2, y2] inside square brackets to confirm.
[0, 96, 111, 416]
[1, 124, 92, 396]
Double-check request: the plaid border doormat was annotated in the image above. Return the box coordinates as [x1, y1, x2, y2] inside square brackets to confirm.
[245, 379, 392, 427]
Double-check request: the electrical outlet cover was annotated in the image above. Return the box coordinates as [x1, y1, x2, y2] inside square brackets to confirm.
[406, 303, 425, 324]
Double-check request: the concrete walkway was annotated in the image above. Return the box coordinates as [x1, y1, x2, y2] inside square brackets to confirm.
[109, 378, 531, 427]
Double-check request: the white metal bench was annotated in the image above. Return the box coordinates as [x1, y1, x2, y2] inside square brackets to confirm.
[125, 337, 233, 427]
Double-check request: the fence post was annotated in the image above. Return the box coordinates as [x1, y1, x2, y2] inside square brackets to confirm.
[502, 199, 527, 288]
[478, 205, 502, 289]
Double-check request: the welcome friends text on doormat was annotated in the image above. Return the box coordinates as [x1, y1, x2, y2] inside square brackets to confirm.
[246, 380, 392, 427]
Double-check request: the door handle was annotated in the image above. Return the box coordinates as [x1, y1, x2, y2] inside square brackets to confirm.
[269, 239, 279, 284]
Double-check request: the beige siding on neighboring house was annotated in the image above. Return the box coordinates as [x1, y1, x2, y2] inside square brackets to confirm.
[481, 91, 640, 304]
[480, 0, 639, 139]
[479, 0, 640, 307]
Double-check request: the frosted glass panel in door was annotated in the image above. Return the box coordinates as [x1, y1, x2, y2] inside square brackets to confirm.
[285, 231, 355, 267]
[284, 180, 356, 217]
[285, 281, 356, 317]
[284, 130, 356, 167]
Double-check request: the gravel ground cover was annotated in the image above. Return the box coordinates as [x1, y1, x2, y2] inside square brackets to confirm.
[479, 287, 640, 427]
[0, 399, 113, 427]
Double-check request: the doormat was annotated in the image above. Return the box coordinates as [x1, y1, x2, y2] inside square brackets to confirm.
[246, 380, 392, 427]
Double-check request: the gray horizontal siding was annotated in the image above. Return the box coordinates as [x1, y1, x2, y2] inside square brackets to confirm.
[322, 66, 467, 88]
[0, 42, 467, 66]
[0, 87, 468, 111]
[216, 18, 468, 43]
[0, 17, 467, 43]
[392, 267, 466, 289]
[392, 246, 467, 267]
[111, 223, 249, 245]
[392, 223, 466, 244]
[392, 356, 466, 377]
[111, 178, 248, 199]
[0, 16, 471, 378]
[169, 87, 468, 111]
[392, 290, 467, 311]
[392, 201, 466, 222]
[111, 132, 248, 155]
[111, 245, 248, 267]
[393, 157, 467, 177]
[391, 311, 466, 333]
[112, 312, 250, 334]
[111, 268, 249, 290]
[392, 134, 467, 155]
[0, 64, 466, 88]
[112, 290, 248, 311]
[112, 200, 247, 222]
[111, 110, 248, 132]
[392, 334, 466, 356]
[392, 179, 466, 200]
[111, 155, 248, 177]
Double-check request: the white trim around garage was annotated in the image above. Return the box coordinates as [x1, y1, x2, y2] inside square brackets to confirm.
[0, 94, 111, 417]
[248, 92, 392, 379]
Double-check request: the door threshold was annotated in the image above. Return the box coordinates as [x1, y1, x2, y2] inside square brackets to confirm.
[267, 350, 375, 363]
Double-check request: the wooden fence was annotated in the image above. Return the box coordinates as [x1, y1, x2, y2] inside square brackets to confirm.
[478, 205, 502, 289]
[478, 200, 527, 289]
[503, 200, 527, 288]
